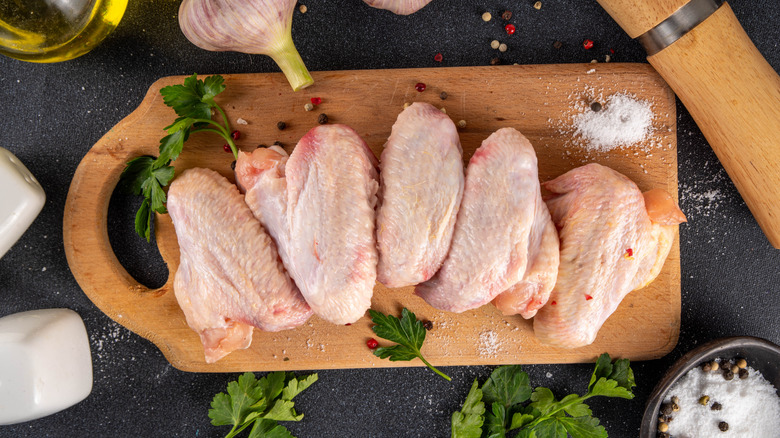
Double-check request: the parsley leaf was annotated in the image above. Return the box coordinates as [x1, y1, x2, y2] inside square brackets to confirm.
[209, 371, 317, 438]
[451, 379, 485, 438]
[450, 354, 635, 438]
[119, 74, 238, 241]
[369, 308, 451, 381]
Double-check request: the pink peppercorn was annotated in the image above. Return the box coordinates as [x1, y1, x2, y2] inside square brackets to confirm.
[505, 24, 516, 35]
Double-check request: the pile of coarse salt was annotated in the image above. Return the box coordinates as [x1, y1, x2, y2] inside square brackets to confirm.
[573, 93, 654, 152]
[663, 365, 780, 437]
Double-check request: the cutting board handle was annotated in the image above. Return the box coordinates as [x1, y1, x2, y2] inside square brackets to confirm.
[63, 103, 176, 340]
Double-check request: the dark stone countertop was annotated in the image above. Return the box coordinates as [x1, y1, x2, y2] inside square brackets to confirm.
[1, 0, 779, 437]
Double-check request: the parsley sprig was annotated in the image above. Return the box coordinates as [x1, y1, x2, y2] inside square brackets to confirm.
[119, 73, 237, 241]
[209, 371, 318, 438]
[451, 353, 635, 438]
[369, 308, 451, 381]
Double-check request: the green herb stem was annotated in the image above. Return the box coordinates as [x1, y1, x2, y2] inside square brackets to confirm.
[420, 356, 451, 381]
[189, 127, 238, 158]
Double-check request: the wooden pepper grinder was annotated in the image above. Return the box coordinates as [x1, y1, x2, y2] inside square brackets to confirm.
[597, 0, 780, 247]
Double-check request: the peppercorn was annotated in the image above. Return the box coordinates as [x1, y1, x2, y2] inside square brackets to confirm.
[739, 368, 749, 379]
[671, 402, 680, 412]
[317, 113, 328, 124]
[505, 24, 516, 35]
[658, 422, 669, 433]
[277, 121, 286, 130]
[457, 120, 467, 128]
[434, 53, 443, 62]
[698, 395, 710, 405]
[283, 356, 290, 361]
[658, 433, 670, 438]
[711, 402, 722, 411]
[590, 101, 602, 112]
[553, 41, 563, 49]
[366, 338, 379, 349]
[583, 39, 594, 50]
[273, 141, 283, 147]
[661, 403, 673, 416]
[533, 1, 542, 10]
[723, 369, 734, 380]
[298, 4, 307, 13]
[304, 103, 314, 111]
[222, 144, 231, 153]
[415, 82, 426, 92]
[731, 364, 739, 374]
[490, 57, 501, 65]
[257, 144, 268, 149]
[491, 40, 500, 49]
[422, 320, 433, 330]
[498, 43, 508, 52]
[736, 358, 747, 368]
[671, 396, 680, 405]
[719, 422, 729, 432]
[231, 130, 241, 140]
[440, 91, 448, 100]
[230, 160, 236, 170]
[702, 362, 712, 372]
[440, 107, 447, 114]
[481, 12, 492, 21]
[501, 10, 512, 20]
[710, 361, 720, 371]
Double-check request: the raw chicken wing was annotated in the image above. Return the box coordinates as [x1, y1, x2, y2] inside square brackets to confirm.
[167, 168, 312, 363]
[416, 128, 558, 314]
[533, 163, 686, 348]
[376, 102, 464, 288]
[236, 125, 380, 325]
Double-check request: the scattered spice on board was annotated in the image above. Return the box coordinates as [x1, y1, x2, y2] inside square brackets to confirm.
[662, 359, 780, 436]
[572, 92, 654, 151]
[477, 330, 502, 357]
[310, 96, 322, 105]
[317, 113, 328, 124]
[415, 82, 426, 92]
[490, 57, 500, 65]
[277, 121, 286, 130]
[440, 91, 448, 100]
[304, 103, 314, 111]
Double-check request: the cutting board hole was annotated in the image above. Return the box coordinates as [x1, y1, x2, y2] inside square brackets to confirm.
[107, 190, 168, 289]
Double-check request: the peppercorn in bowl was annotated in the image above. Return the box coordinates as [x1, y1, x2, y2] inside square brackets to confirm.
[640, 336, 780, 437]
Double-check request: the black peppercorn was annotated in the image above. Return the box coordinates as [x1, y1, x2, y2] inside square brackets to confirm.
[661, 403, 673, 416]
[318, 113, 328, 124]
[501, 10, 512, 20]
[422, 320, 433, 330]
[553, 41, 563, 49]
[739, 368, 749, 379]
[277, 121, 286, 130]
[490, 57, 501, 65]
[719, 421, 729, 432]
[273, 141, 283, 147]
[230, 160, 236, 170]
[711, 402, 722, 411]
[590, 101, 602, 112]
[257, 144, 268, 149]
[723, 369, 734, 380]
[702, 362, 712, 372]
[440, 91, 448, 100]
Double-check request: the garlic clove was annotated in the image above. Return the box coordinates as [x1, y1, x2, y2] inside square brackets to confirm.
[362, 0, 434, 15]
[178, 0, 313, 91]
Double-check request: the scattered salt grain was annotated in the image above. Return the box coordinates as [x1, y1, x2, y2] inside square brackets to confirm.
[663, 365, 780, 437]
[573, 93, 654, 151]
[478, 330, 500, 357]
[235, 118, 248, 125]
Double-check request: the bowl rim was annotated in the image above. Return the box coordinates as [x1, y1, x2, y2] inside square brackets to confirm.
[639, 335, 780, 438]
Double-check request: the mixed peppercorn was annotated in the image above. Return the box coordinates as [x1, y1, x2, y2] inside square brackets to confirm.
[658, 356, 751, 437]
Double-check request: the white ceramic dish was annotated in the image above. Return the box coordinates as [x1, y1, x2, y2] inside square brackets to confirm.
[0, 147, 45, 258]
[0, 309, 93, 425]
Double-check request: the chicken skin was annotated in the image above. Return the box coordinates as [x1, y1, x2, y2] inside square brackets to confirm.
[376, 102, 464, 288]
[533, 163, 686, 348]
[416, 128, 558, 314]
[167, 168, 312, 363]
[235, 125, 380, 325]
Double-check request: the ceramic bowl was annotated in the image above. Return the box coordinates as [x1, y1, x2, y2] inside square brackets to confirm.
[639, 336, 780, 437]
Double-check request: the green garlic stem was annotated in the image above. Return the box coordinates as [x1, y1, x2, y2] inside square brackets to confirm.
[269, 37, 314, 92]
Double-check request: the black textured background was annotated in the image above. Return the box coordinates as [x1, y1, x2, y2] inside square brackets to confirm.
[1, 0, 779, 437]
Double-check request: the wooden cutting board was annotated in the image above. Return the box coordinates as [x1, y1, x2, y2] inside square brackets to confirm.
[63, 64, 680, 372]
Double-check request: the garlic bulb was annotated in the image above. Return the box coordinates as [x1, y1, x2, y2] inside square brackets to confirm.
[179, 0, 313, 91]
[362, 0, 434, 15]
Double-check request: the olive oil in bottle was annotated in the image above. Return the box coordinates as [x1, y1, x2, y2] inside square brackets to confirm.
[0, 0, 127, 63]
